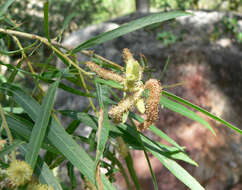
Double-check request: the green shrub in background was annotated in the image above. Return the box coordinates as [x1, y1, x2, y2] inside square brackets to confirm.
[0, 1, 241, 190]
[222, 16, 242, 43]
[157, 31, 180, 46]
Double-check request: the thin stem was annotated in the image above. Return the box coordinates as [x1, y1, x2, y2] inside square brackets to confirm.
[81, 50, 124, 71]
[0, 104, 15, 161]
[78, 70, 97, 114]
[12, 36, 45, 99]
[130, 118, 159, 190]
[1, 28, 99, 114]
[0, 28, 124, 72]
[106, 151, 132, 190]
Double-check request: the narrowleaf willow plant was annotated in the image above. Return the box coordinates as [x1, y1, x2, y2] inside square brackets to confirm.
[0, 1, 241, 190]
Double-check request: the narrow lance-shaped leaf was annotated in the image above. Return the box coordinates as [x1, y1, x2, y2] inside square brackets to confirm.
[25, 80, 59, 169]
[95, 83, 111, 189]
[129, 112, 184, 150]
[163, 90, 242, 134]
[149, 125, 184, 151]
[72, 11, 190, 52]
[160, 96, 216, 135]
[145, 139, 204, 190]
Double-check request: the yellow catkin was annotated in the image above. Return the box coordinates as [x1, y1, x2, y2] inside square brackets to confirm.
[7, 160, 33, 187]
[108, 87, 144, 123]
[85, 61, 124, 83]
[138, 79, 162, 131]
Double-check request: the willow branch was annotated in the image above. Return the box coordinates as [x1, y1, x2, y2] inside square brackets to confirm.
[0, 28, 124, 71]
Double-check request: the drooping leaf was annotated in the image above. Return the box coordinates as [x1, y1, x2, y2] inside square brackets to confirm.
[163, 90, 242, 134]
[160, 96, 216, 135]
[95, 83, 111, 188]
[149, 125, 184, 151]
[72, 11, 190, 52]
[25, 80, 59, 169]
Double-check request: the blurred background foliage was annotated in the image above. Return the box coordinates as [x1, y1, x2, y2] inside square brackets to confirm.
[0, 0, 241, 73]
[1, 0, 241, 37]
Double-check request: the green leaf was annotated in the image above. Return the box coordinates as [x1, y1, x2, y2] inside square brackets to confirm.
[95, 77, 123, 89]
[47, 117, 114, 189]
[0, 40, 38, 55]
[3, 107, 24, 114]
[163, 90, 242, 134]
[0, 139, 24, 158]
[95, 83, 111, 188]
[25, 80, 59, 169]
[20, 145, 63, 190]
[67, 162, 77, 190]
[95, 108, 110, 162]
[156, 143, 198, 166]
[59, 111, 98, 130]
[44, 1, 50, 42]
[58, 82, 93, 97]
[129, 118, 158, 190]
[4, 115, 32, 140]
[58, 12, 78, 40]
[2, 83, 115, 189]
[119, 124, 204, 190]
[160, 96, 216, 135]
[125, 152, 141, 190]
[129, 112, 184, 150]
[65, 120, 81, 134]
[0, 0, 15, 17]
[0, 83, 40, 120]
[149, 125, 184, 151]
[72, 11, 190, 52]
[144, 139, 204, 190]
[1, 114, 58, 153]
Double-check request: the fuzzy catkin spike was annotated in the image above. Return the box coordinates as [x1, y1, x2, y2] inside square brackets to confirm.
[138, 79, 162, 131]
[108, 87, 144, 123]
[7, 160, 33, 187]
[85, 61, 124, 83]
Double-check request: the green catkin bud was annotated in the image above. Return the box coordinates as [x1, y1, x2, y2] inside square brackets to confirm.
[85, 61, 124, 83]
[138, 79, 162, 131]
[108, 87, 144, 123]
[7, 160, 33, 187]
[117, 136, 128, 158]
[123, 48, 143, 91]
